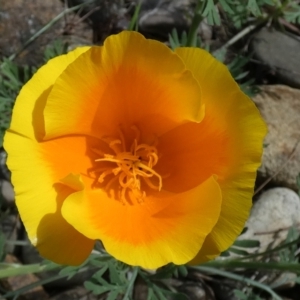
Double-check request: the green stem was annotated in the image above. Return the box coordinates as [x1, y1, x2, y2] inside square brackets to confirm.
[192, 266, 282, 300]
[122, 267, 139, 300]
[3, 266, 90, 299]
[186, 0, 206, 47]
[235, 238, 300, 262]
[0, 262, 60, 279]
[199, 260, 300, 273]
[128, 1, 142, 31]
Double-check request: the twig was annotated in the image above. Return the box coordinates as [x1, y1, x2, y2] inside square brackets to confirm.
[214, 19, 266, 55]
[279, 17, 300, 35]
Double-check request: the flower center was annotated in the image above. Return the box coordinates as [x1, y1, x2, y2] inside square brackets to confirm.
[93, 126, 162, 204]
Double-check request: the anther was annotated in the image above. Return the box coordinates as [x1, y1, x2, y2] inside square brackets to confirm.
[93, 127, 162, 204]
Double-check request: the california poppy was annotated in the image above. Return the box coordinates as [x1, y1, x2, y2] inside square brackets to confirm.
[4, 31, 266, 269]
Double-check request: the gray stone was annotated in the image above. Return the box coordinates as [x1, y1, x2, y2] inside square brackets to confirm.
[0, 0, 93, 65]
[50, 286, 100, 300]
[139, 0, 197, 38]
[251, 28, 300, 88]
[0, 150, 10, 181]
[253, 85, 300, 191]
[0, 180, 15, 206]
[0, 215, 20, 254]
[177, 283, 207, 300]
[239, 188, 300, 253]
[235, 188, 300, 289]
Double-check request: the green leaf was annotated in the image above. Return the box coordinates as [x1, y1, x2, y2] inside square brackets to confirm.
[181, 31, 187, 46]
[234, 239, 260, 248]
[44, 39, 68, 62]
[213, 48, 227, 62]
[128, 1, 142, 31]
[203, 0, 220, 25]
[285, 226, 299, 243]
[92, 265, 109, 284]
[178, 265, 188, 277]
[219, 0, 234, 13]
[169, 28, 181, 50]
[107, 289, 120, 300]
[220, 250, 230, 257]
[108, 261, 122, 285]
[247, 0, 262, 16]
[152, 284, 168, 300]
[149, 264, 176, 280]
[234, 289, 247, 300]
[229, 247, 249, 256]
[147, 288, 159, 300]
[84, 281, 110, 295]
[59, 265, 80, 280]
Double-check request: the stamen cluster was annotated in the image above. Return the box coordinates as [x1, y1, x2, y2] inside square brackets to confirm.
[93, 127, 162, 204]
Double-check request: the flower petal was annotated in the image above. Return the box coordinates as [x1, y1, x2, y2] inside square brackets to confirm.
[163, 47, 267, 260]
[4, 133, 96, 265]
[43, 31, 204, 140]
[61, 176, 222, 269]
[8, 47, 90, 140]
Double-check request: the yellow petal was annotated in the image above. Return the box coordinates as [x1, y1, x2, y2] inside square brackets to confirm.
[8, 47, 90, 140]
[61, 176, 222, 269]
[4, 133, 96, 265]
[43, 31, 204, 140]
[190, 179, 253, 264]
[172, 47, 267, 261]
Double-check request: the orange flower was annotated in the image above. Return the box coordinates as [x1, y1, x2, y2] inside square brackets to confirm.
[4, 31, 266, 269]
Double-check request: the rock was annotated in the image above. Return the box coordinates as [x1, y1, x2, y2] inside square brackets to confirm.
[0, 0, 92, 65]
[271, 271, 298, 291]
[251, 28, 300, 88]
[1, 254, 49, 300]
[0, 150, 10, 181]
[209, 279, 239, 300]
[253, 85, 300, 191]
[50, 285, 99, 300]
[239, 188, 300, 253]
[177, 282, 207, 300]
[139, 0, 201, 38]
[234, 188, 300, 290]
[64, 0, 127, 43]
[0, 180, 15, 206]
[0, 215, 21, 254]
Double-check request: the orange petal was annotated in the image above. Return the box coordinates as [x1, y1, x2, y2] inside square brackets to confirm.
[61, 176, 222, 269]
[43, 31, 204, 140]
[158, 47, 267, 260]
[4, 132, 97, 265]
[8, 47, 90, 141]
